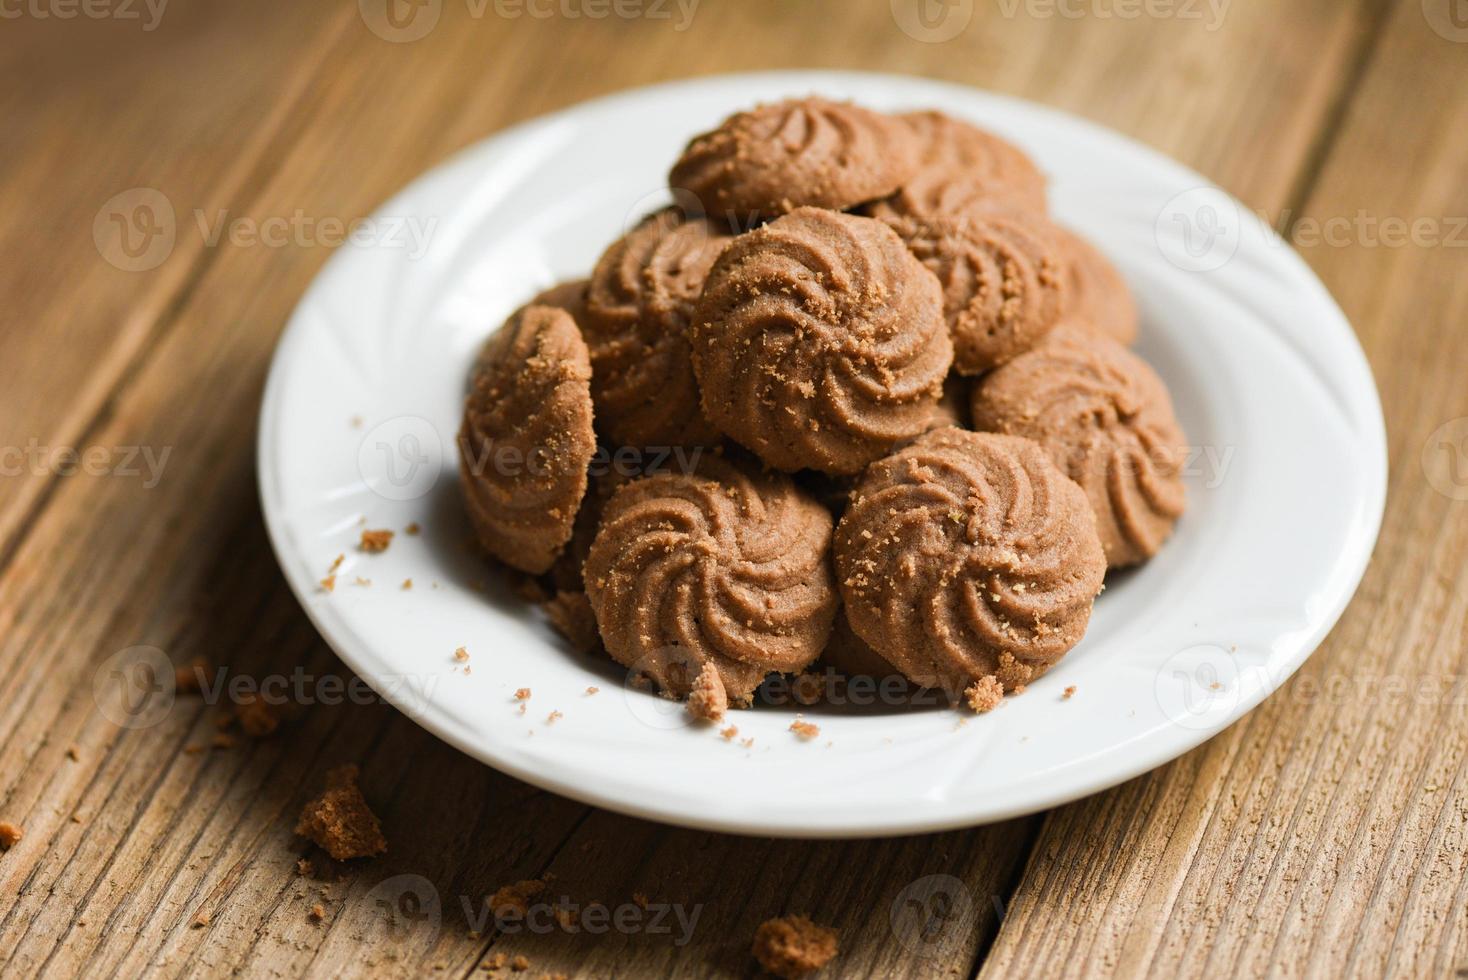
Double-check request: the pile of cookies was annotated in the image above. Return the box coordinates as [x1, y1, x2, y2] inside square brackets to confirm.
[459, 97, 1187, 717]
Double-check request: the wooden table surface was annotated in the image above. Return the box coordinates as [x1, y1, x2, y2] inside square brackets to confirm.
[3, 0, 1467, 975]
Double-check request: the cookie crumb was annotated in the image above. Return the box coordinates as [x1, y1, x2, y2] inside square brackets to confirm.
[320, 574, 337, 593]
[788, 718, 820, 740]
[752, 914, 838, 978]
[1062, 685, 1076, 700]
[175, 658, 207, 695]
[489, 880, 546, 919]
[65, 746, 79, 761]
[294, 764, 387, 861]
[964, 676, 1004, 713]
[720, 725, 739, 741]
[510, 956, 530, 972]
[514, 688, 531, 701]
[454, 647, 471, 663]
[546, 710, 563, 725]
[297, 858, 314, 877]
[405, 522, 421, 535]
[359, 529, 394, 553]
[632, 892, 649, 910]
[211, 733, 237, 750]
[191, 912, 210, 929]
[309, 903, 325, 922]
[235, 694, 281, 738]
[0, 822, 22, 850]
[585, 686, 599, 696]
[402, 578, 413, 590]
[686, 662, 727, 721]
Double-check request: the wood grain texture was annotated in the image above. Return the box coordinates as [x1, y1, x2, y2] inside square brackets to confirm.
[980, 2, 1468, 976]
[0, 0, 1442, 976]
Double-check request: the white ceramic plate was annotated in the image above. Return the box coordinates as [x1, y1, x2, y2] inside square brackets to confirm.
[258, 71, 1386, 838]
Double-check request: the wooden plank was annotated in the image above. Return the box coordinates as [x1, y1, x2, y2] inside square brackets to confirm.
[0, 0, 1384, 976]
[0, 0, 358, 561]
[980, 2, 1468, 976]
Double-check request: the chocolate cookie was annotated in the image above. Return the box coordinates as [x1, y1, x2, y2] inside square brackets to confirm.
[691, 207, 953, 475]
[865, 110, 1047, 223]
[472, 279, 589, 381]
[884, 209, 1067, 374]
[669, 98, 920, 220]
[584, 208, 731, 449]
[584, 452, 838, 706]
[459, 305, 597, 575]
[834, 428, 1105, 694]
[971, 322, 1185, 566]
[1054, 226, 1138, 345]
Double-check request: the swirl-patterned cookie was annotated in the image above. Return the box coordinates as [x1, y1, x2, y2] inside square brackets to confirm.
[971, 322, 1185, 566]
[584, 208, 731, 449]
[884, 209, 1066, 374]
[691, 208, 953, 475]
[459, 306, 597, 574]
[834, 428, 1105, 694]
[865, 111, 1047, 223]
[669, 98, 920, 220]
[584, 452, 838, 706]
[1054, 226, 1138, 345]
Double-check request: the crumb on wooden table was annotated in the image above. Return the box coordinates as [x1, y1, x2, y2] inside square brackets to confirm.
[752, 914, 838, 978]
[174, 657, 207, 695]
[309, 903, 326, 922]
[294, 764, 387, 861]
[235, 694, 281, 738]
[191, 912, 210, 929]
[489, 880, 546, 919]
[359, 529, 394, 553]
[0, 822, 22, 851]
